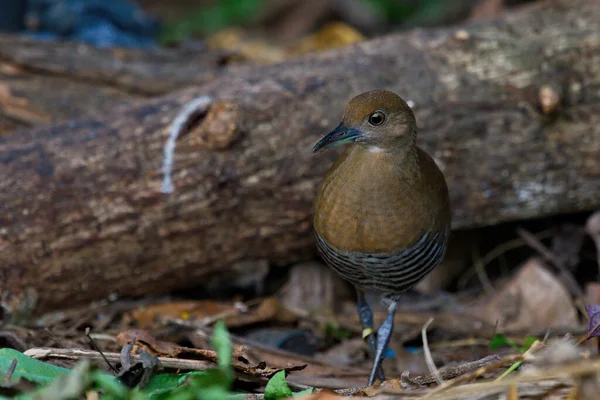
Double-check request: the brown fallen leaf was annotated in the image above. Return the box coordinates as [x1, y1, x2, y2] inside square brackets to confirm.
[288, 22, 365, 55]
[207, 22, 365, 65]
[122, 300, 231, 329]
[122, 297, 296, 330]
[472, 257, 578, 331]
[116, 329, 306, 379]
[250, 297, 298, 325]
[117, 328, 235, 363]
[185, 328, 370, 389]
[379, 378, 404, 392]
[206, 28, 285, 64]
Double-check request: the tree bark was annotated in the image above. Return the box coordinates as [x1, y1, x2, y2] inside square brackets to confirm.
[0, 35, 226, 134]
[1, 0, 600, 313]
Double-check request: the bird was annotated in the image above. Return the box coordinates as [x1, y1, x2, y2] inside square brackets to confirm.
[312, 90, 451, 386]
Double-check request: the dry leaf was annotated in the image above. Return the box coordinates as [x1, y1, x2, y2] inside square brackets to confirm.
[289, 22, 365, 55]
[473, 257, 577, 331]
[122, 297, 296, 330]
[116, 329, 306, 379]
[122, 300, 231, 329]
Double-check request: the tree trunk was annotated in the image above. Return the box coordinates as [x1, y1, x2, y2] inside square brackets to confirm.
[1, 0, 599, 314]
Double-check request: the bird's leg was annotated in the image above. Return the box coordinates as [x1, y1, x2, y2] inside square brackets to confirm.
[368, 300, 397, 386]
[356, 289, 385, 382]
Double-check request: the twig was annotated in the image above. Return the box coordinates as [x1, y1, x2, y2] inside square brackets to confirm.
[472, 244, 495, 295]
[85, 327, 118, 374]
[23, 347, 309, 391]
[496, 340, 543, 382]
[385, 367, 579, 398]
[400, 355, 501, 388]
[542, 329, 552, 344]
[416, 358, 600, 399]
[491, 319, 499, 341]
[458, 228, 555, 290]
[517, 227, 583, 298]
[427, 338, 492, 350]
[24, 348, 212, 371]
[576, 319, 600, 345]
[88, 333, 117, 343]
[5, 359, 17, 384]
[168, 317, 365, 370]
[420, 354, 524, 399]
[422, 318, 442, 385]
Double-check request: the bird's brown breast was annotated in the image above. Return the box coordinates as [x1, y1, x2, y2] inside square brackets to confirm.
[314, 145, 450, 254]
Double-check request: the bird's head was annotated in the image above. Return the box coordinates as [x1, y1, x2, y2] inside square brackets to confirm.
[312, 90, 417, 153]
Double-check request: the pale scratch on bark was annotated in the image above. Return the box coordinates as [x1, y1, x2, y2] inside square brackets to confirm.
[161, 96, 213, 194]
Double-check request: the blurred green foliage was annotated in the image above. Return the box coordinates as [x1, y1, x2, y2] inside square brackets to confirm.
[0, 321, 314, 399]
[362, 0, 439, 23]
[160, 0, 265, 44]
[324, 322, 352, 341]
[488, 333, 538, 352]
[159, 0, 458, 44]
[264, 370, 313, 399]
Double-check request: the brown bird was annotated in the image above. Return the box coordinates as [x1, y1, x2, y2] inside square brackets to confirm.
[312, 90, 451, 385]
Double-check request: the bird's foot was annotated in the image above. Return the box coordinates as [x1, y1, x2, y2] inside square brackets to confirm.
[368, 301, 398, 386]
[363, 329, 385, 383]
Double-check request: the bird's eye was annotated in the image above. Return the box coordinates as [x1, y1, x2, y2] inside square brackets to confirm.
[368, 111, 386, 126]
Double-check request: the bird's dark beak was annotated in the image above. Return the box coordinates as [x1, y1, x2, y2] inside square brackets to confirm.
[312, 123, 363, 153]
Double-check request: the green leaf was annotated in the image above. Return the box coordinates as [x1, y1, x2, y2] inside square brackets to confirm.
[325, 323, 351, 341]
[142, 370, 231, 400]
[91, 371, 128, 398]
[495, 360, 524, 381]
[193, 386, 230, 400]
[0, 348, 70, 385]
[138, 371, 207, 398]
[264, 371, 293, 400]
[213, 320, 232, 372]
[16, 361, 92, 400]
[489, 334, 539, 353]
[488, 333, 519, 351]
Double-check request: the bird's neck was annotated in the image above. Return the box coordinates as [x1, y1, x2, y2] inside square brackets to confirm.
[354, 143, 420, 179]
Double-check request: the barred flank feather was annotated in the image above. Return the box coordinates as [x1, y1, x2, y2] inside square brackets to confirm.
[316, 229, 448, 299]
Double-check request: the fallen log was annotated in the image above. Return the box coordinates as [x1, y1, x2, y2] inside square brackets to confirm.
[0, 35, 226, 134]
[1, 0, 600, 313]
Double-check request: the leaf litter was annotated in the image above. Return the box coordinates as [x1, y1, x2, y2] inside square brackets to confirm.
[1, 213, 600, 398]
